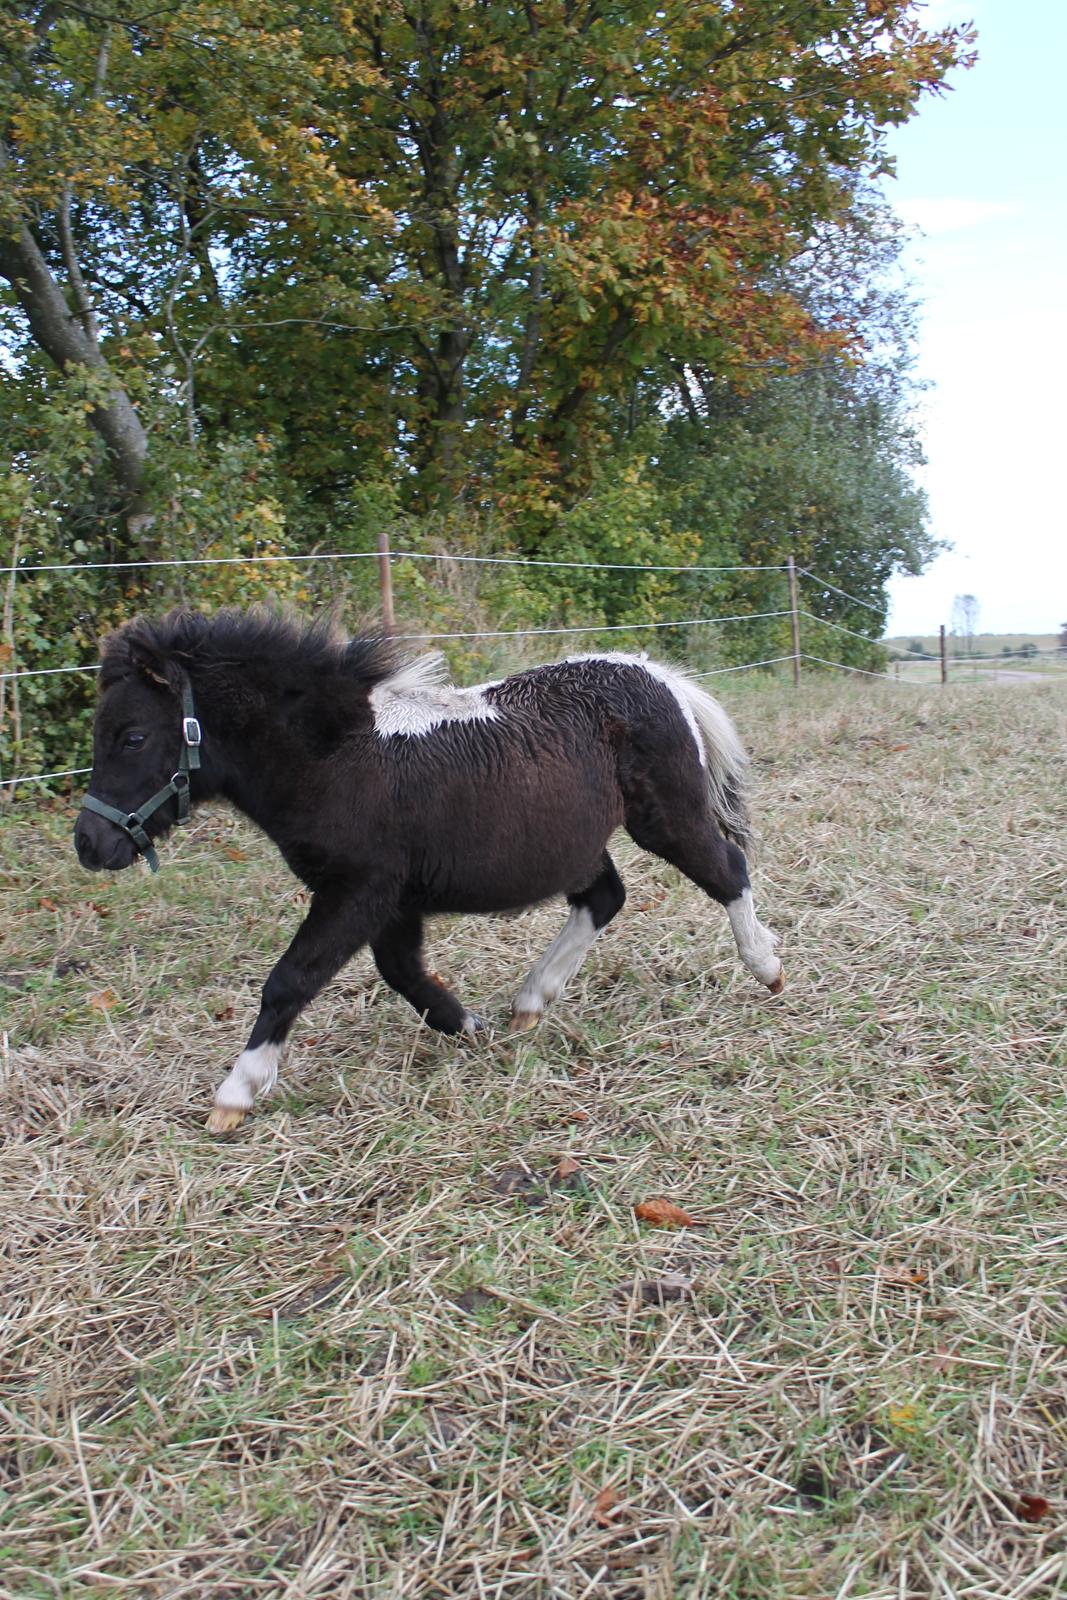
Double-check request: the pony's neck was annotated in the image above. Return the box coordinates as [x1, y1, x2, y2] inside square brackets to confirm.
[187, 655, 369, 841]
[188, 666, 308, 833]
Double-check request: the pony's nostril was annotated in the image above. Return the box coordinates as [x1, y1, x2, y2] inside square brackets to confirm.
[76, 827, 100, 867]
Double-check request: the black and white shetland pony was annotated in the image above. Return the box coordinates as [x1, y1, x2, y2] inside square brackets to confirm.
[74, 609, 783, 1131]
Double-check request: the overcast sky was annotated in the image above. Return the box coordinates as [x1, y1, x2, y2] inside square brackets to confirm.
[881, 0, 1067, 637]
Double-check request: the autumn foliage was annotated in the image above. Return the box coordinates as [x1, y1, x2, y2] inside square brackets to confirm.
[0, 1, 974, 775]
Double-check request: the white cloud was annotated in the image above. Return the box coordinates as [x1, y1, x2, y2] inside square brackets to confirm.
[894, 196, 1021, 235]
[914, 0, 982, 28]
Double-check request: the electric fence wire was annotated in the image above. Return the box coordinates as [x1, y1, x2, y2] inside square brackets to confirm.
[6, 549, 1037, 788]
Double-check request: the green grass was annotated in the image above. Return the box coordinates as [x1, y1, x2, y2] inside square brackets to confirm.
[885, 631, 1061, 656]
[1, 677, 1065, 1597]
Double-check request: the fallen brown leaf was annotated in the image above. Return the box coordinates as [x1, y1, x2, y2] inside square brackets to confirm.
[592, 1487, 620, 1527]
[38, 897, 59, 911]
[557, 1155, 581, 1180]
[634, 1197, 698, 1229]
[492, 1162, 541, 1198]
[615, 1273, 692, 1306]
[214, 1004, 236, 1022]
[635, 889, 667, 911]
[225, 847, 247, 862]
[882, 1267, 926, 1287]
[449, 1286, 496, 1315]
[89, 989, 117, 1011]
[1016, 1493, 1050, 1523]
[931, 1343, 958, 1373]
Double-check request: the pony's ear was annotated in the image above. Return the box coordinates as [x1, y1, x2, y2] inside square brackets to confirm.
[125, 627, 182, 693]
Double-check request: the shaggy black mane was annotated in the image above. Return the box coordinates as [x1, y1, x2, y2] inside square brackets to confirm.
[101, 606, 399, 690]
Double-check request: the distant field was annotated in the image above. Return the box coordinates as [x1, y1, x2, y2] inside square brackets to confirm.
[2, 679, 1065, 1598]
[893, 655, 1067, 685]
[885, 632, 1061, 658]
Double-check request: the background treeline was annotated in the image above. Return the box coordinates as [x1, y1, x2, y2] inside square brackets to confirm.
[1, 1, 972, 778]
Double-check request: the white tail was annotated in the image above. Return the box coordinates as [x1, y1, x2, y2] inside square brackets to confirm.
[651, 664, 753, 854]
[566, 652, 753, 853]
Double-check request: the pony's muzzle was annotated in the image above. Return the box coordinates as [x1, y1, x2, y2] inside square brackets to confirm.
[74, 809, 139, 872]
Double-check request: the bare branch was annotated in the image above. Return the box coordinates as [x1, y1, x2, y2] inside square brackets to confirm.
[58, 184, 100, 345]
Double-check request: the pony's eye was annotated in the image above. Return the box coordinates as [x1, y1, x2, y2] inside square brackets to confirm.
[123, 732, 147, 750]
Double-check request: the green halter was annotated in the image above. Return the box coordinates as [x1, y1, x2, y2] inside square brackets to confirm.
[81, 678, 202, 873]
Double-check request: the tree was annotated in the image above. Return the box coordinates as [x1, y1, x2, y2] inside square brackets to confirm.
[2, 0, 975, 532]
[1, 2, 976, 775]
[951, 594, 980, 656]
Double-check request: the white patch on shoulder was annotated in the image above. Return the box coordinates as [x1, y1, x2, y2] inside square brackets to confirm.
[565, 651, 707, 767]
[370, 652, 501, 739]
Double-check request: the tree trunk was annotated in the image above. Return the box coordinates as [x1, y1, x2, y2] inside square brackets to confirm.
[0, 221, 151, 533]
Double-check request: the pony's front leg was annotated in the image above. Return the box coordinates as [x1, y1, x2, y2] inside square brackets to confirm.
[207, 884, 385, 1133]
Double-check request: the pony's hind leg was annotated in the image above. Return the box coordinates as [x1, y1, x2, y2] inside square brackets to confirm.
[511, 853, 626, 1032]
[626, 810, 783, 993]
[371, 913, 481, 1035]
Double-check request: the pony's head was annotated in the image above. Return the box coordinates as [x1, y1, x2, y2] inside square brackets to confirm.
[74, 619, 200, 872]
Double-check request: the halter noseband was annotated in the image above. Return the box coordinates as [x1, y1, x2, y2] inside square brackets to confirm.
[81, 678, 202, 873]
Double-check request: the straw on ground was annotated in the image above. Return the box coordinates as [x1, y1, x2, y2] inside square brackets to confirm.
[1, 678, 1064, 1598]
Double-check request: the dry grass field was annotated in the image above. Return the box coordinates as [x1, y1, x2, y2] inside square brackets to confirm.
[1, 677, 1065, 1599]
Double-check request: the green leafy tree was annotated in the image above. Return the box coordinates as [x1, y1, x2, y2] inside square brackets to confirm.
[2, 0, 973, 525]
[1, 1, 974, 773]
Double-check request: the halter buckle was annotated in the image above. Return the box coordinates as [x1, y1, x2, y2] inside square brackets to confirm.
[183, 716, 202, 747]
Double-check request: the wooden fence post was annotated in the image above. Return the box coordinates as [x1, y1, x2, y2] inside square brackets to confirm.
[377, 528, 395, 637]
[787, 554, 801, 686]
[940, 624, 947, 685]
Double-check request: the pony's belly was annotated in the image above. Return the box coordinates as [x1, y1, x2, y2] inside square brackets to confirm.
[411, 814, 619, 915]
[427, 874, 587, 916]
[395, 732, 623, 913]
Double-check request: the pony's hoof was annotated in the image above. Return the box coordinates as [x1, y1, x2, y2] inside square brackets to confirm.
[509, 1009, 540, 1034]
[461, 1011, 487, 1035]
[766, 970, 785, 995]
[207, 1105, 248, 1134]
